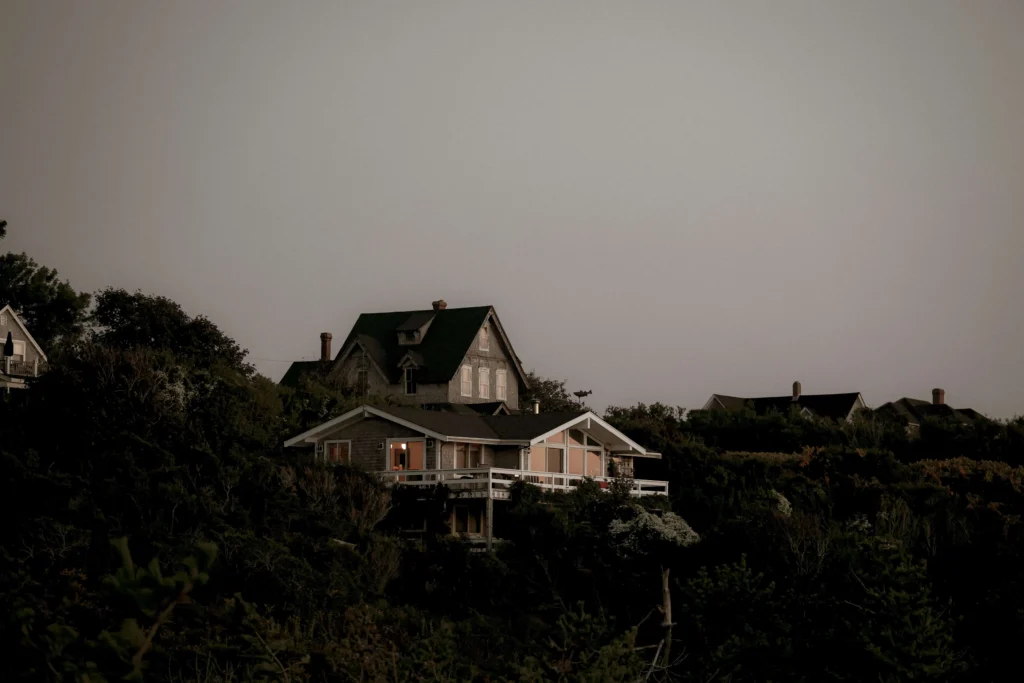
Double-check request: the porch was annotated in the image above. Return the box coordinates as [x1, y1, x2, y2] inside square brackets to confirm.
[377, 466, 669, 499]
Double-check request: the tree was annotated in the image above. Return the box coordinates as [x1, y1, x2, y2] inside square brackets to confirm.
[1, 219, 7, 240]
[91, 288, 253, 376]
[0, 251, 91, 348]
[521, 370, 585, 412]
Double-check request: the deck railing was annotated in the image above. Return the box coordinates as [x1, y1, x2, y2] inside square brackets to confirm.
[2, 358, 42, 378]
[376, 467, 668, 499]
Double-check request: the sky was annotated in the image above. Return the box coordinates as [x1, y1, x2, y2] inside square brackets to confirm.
[2, 1, 1023, 417]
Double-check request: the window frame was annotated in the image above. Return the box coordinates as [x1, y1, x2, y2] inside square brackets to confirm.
[323, 439, 352, 465]
[495, 369, 507, 401]
[404, 367, 417, 395]
[479, 325, 489, 351]
[478, 366, 490, 399]
[0, 313, 7, 326]
[460, 365, 472, 397]
[11, 340, 25, 362]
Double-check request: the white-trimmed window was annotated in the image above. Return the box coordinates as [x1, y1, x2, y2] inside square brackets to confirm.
[478, 367, 489, 399]
[324, 440, 351, 465]
[479, 325, 489, 351]
[11, 340, 25, 362]
[0, 313, 7, 326]
[461, 365, 472, 397]
[404, 367, 417, 395]
[495, 369, 507, 401]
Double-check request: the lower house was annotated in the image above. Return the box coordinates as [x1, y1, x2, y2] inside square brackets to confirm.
[700, 381, 867, 422]
[875, 388, 986, 432]
[284, 404, 668, 549]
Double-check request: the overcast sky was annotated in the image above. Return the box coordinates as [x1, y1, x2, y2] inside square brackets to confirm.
[2, 1, 1022, 416]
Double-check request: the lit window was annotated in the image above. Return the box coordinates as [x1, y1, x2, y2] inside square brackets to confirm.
[479, 325, 489, 351]
[324, 441, 350, 465]
[478, 367, 489, 399]
[404, 367, 417, 395]
[495, 369, 507, 401]
[11, 340, 25, 362]
[461, 365, 472, 397]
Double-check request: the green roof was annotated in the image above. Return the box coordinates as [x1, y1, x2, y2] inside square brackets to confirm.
[279, 360, 323, 388]
[338, 306, 493, 384]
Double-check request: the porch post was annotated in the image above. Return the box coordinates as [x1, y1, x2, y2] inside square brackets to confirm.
[486, 487, 494, 553]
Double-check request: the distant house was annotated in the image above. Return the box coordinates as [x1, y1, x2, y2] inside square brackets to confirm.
[1, 304, 47, 392]
[281, 299, 529, 413]
[700, 381, 868, 422]
[285, 403, 667, 549]
[875, 388, 986, 431]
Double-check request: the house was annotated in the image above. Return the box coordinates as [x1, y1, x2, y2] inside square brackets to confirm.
[875, 388, 986, 431]
[284, 402, 667, 549]
[700, 382, 868, 422]
[281, 300, 529, 413]
[1, 304, 47, 392]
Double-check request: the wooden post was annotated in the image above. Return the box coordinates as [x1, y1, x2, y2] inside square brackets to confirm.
[486, 488, 494, 553]
[660, 566, 673, 666]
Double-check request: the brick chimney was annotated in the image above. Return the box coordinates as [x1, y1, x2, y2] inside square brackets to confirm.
[932, 388, 945, 405]
[531, 398, 540, 414]
[792, 381, 802, 402]
[319, 332, 333, 362]
[432, 299, 447, 311]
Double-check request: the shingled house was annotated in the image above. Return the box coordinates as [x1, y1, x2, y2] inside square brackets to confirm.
[285, 403, 667, 549]
[875, 388, 987, 431]
[701, 382, 868, 422]
[1, 304, 47, 393]
[281, 300, 528, 413]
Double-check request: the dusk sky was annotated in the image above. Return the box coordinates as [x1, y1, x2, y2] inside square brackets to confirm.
[2, 1, 1022, 416]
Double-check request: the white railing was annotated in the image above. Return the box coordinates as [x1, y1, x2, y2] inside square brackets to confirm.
[376, 467, 668, 498]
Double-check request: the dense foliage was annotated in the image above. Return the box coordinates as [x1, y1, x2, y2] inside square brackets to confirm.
[3, 248, 1024, 681]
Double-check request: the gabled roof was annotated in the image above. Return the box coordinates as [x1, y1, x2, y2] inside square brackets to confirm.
[279, 360, 325, 389]
[704, 392, 864, 421]
[332, 305, 528, 387]
[876, 398, 986, 426]
[284, 404, 658, 457]
[421, 401, 515, 416]
[0, 304, 47, 362]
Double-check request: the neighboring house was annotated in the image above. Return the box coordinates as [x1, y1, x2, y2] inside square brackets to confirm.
[700, 382, 868, 422]
[285, 403, 667, 549]
[281, 300, 529, 412]
[0, 304, 47, 392]
[875, 388, 986, 431]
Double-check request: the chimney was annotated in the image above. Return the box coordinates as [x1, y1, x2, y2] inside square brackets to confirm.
[792, 381, 802, 402]
[319, 332, 333, 362]
[432, 299, 447, 311]
[932, 388, 945, 405]
[531, 398, 540, 414]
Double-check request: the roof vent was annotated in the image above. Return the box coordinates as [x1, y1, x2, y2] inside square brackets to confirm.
[531, 398, 540, 414]
[432, 299, 447, 311]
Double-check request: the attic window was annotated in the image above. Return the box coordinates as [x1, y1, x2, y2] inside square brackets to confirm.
[479, 325, 489, 351]
[400, 330, 419, 344]
[0, 313, 7, 326]
[404, 368, 417, 395]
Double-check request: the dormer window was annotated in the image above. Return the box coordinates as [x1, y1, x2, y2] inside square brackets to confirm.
[404, 368, 417, 395]
[479, 325, 489, 351]
[399, 330, 420, 344]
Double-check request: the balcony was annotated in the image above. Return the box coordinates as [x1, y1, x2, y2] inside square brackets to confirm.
[2, 358, 43, 378]
[377, 467, 669, 499]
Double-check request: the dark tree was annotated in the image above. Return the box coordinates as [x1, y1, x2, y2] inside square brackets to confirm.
[520, 370, 585, 412]
[90, 287, 253, 375]
[0, 251, 91, 348]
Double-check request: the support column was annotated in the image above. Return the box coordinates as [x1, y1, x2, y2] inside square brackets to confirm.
[486, 495, 494, 553]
